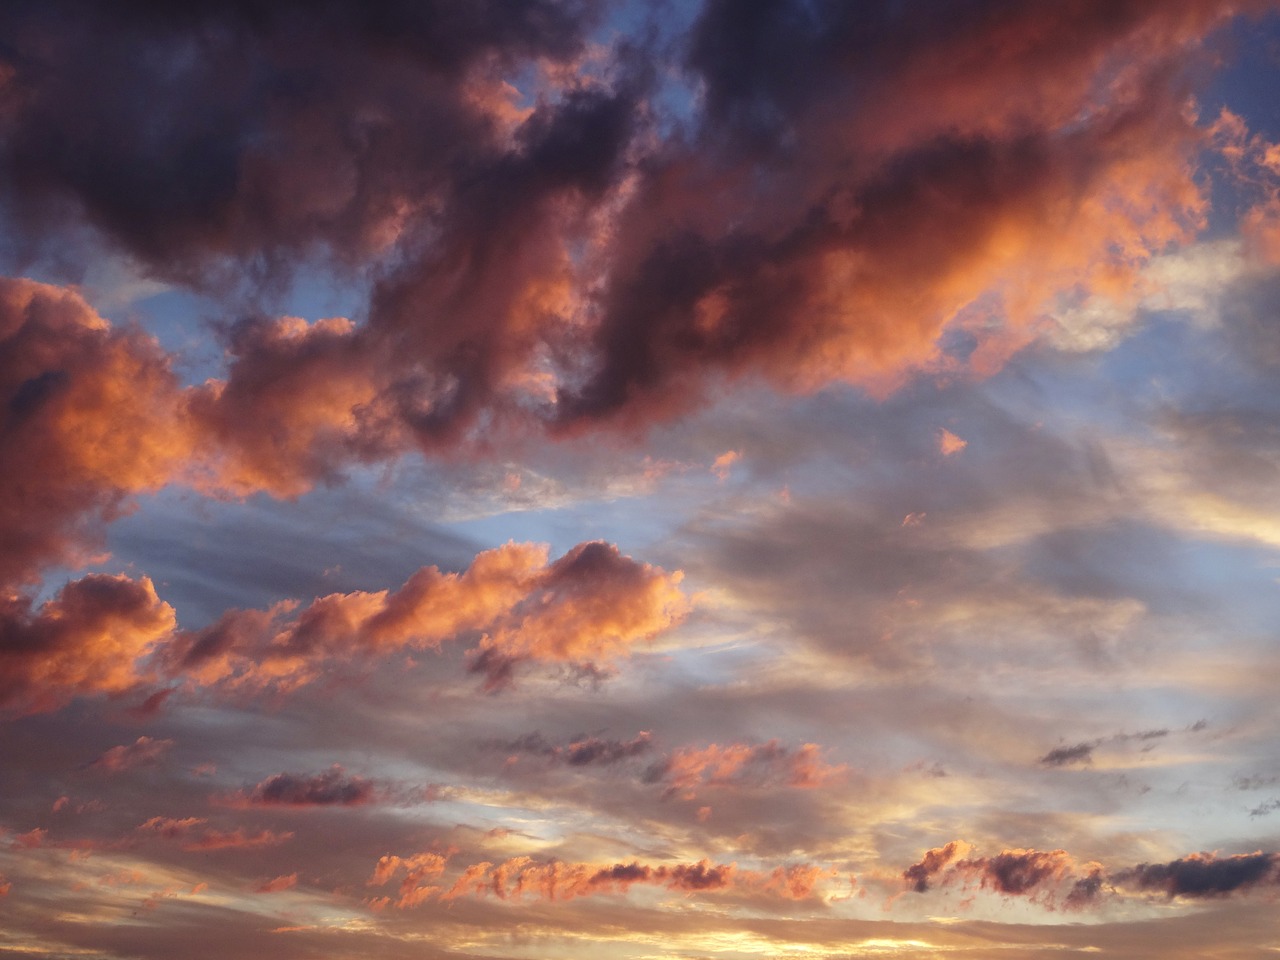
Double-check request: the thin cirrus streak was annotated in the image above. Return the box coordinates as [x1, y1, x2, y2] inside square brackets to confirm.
[1, 2, 1280, 958]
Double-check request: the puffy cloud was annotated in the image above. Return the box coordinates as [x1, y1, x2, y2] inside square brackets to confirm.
[237, 766, 375, 807]
[553, 0, 1243, 426]
[90, 736, 175, 773]
[0, 279, 191, 587]
[0, 573, 176, 714]
[903, 840, 971, 893]
[0, 0, 1252, 475]
[0, 0, 597, 282]
[164, 539, 687, 692]
[467, 541, 691, 690]
[955, 848, 1080, 898]
[904, 843, 1105, 909]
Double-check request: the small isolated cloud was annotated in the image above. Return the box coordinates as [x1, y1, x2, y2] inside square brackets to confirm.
[254, 873, 298, 894]
[1040, 741, 1099, 767]
[498, 731, 653, 767]
[937, 429, 968, 456]
[91, 736, 175, 773]
[238, 766, 375, 807]
[1040, 729, 1172, 766]
[711, 450, 741, 481]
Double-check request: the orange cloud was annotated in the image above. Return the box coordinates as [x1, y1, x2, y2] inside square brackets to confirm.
[711, 450, 740, 481]
[372, 853, 823, 908]
[0, 574, 176, 715]
[651, 740, 845, 799]
[136, 817, 292, 851]
[937, 429, 967, 456]
[167, 540, 689, 693]
[0, 279, 191, 587]
[254, 873, 299, 894]
[91, 736, 174, 773]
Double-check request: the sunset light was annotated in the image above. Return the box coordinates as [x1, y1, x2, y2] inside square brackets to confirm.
[2, 2, 1280, 957]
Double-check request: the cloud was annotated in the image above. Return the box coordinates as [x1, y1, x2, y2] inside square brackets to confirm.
[90, 736, 175, 773]
[0, 573, 176, 714]
[136, 816, 293, 851]
[237, 766, 375, 807]
[553, 0, 1239, 426]
[253, 873, 299, 894]
[1120, 852, 1280, 899]
[1040, 742, 1099, 767]
[373, 852, 818, 908]
[0, 0, 1248, 483]
[904, 845, 1280, 908]
[903, 840, 971, 893]
[937, 429, 967, 456]
[903, 843, 1107, 909]
[0, 279, 191, 587]
[166, 539, 689, 692]
[1039, 728, 1172, 766]
[498, 731, 654, 766]
[646, 740, 845, 799]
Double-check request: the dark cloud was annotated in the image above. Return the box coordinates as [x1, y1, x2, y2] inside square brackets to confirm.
[1121, 852, 1280, 899]
[0, 0, 598, 283]
[903, 840, 968, 893]
[1040, 742, 1098, 767]
[0, 0, 1253, 484]
[1040, 729, 1171, 766]
[960, 849, 1076, 897]
[241, 765, 375, 807]
[497, 730, 654, 766]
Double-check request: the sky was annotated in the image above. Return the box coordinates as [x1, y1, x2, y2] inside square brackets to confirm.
[2, 1, 1280, 957]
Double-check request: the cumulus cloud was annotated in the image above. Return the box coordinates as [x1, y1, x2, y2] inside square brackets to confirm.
[0, 0, 1249, 490]
[0, 573, 176, 714]
[165, 539, 689, 692]
[903, 840, 971, 893]
[0, 279, 191, 587]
